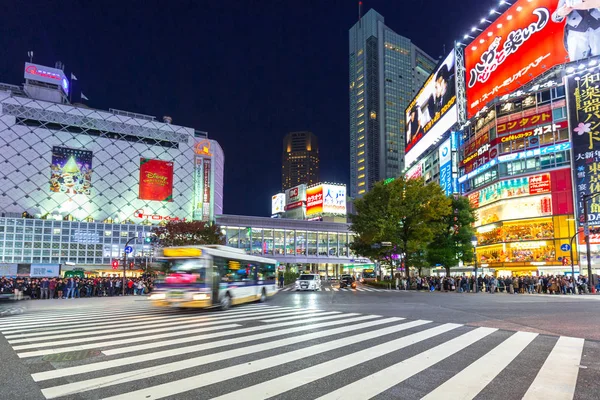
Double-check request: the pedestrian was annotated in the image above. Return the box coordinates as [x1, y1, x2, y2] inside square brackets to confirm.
[40, 277, 49, 299]
[64, 278, 76, 299]
[278, 272, 284, 289]
[49, 278, 56, 299]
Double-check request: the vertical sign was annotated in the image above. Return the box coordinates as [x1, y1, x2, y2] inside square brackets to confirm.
[193, 158, 203, 220]
[567, 67, 600, 225]
[139, 159, 174, 201]
[202, 158, 212, 221]
[439, 138, 453, 196]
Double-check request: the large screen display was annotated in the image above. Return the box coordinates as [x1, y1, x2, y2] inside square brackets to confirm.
[405, 50, 457, 168]
[139, 158, 174, 202]
[50, 147, 93, 195]
[465, 0, 569, 118]
[271, 193, 285, 214]
[322, 184, 347, 215]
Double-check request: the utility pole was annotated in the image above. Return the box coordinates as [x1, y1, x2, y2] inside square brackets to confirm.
[122, 236, 137, 296]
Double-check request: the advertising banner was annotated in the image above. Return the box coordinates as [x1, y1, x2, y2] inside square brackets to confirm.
[439, 139, 453, 196]
[24, 62, 69, 94]
[405, 50, 457, 167]
[405, 161, 423, 181]
[566, 67, 600, 225]
[139, 158, 174, 202]
[202, 159, 211, 221]
[322, 184, 347, 215]
[306, 185, 324, 216]
[285, 184, 306, 211]
[473, 173, 552, 208]
[476, 194, 553, 227]
[271, 193, 285, 214]
[0, 264, 17, 277]
[496, 111, 553, 136]
[50, 147, 93, 195]
[30, 264, 60, 277]
[465, 0, 568, 118]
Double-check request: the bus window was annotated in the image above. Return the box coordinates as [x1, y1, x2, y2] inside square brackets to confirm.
[258, 263, 276, 282]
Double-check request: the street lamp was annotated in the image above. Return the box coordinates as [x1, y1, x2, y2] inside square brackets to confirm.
[582, 193, 600, 291]
[471, 235, 478, 293]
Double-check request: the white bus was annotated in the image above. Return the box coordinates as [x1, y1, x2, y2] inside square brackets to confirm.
[150, 245, 278, 310]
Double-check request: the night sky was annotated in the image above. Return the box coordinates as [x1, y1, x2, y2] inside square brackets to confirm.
[2, 0, 492, 216]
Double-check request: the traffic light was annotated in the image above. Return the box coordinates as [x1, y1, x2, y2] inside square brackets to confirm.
[144, 234, 157, 244]
[112, 259, 119, 270]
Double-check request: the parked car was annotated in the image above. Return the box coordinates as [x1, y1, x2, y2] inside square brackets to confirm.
[295, 274, 322, 291]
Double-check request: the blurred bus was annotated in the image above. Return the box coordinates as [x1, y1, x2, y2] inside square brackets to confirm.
[361, 268, 377, 283]
[150, 245, 277, 310]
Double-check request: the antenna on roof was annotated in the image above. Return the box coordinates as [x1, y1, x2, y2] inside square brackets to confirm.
[27, 51, 34, 63]
[358, 1, 363, 25]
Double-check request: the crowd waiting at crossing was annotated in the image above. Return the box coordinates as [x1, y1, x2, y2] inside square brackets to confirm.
[391, 274, 598, 294]
[0, 276, 155, 299]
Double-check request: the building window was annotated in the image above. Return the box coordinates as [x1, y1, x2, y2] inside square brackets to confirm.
[357, 151, 365, 156]
[358, 174, 365, 179]
[358, 189, 366, 194]
[358, 158, 365, 164]
[358, 135, 365, 141]
[370, 111, 377, 119]
[358, 143, 365, 148]
[358, 182, 365, 187]
[358, 166, 365, 171]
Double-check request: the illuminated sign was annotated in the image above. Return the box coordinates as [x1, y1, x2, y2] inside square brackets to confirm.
[439, 138, 453, 196]
[498, 80, 559, 102]
[285, 184, 306, 211]
[405, 161, 423, 180]
[194, 139, 212, 156]
[50, 147, 92, 195]
[497, 142, 570, 162]
[322, 184, 347, 215]
[306, 185, 324, 216]
[405, 50, 457, 167]
[163, 248, 202, 257]
[465, 0, 567, 118]
[472, 173, 551, 208]
[475, 194, 553, 227]
[24, 63, 69, 94]
[134, 210, 186, 222]
[271, 193, 285, 214]
[566, 66, 600, 225]
[496, 111, 553, 136]
[139, 158, 174, 202]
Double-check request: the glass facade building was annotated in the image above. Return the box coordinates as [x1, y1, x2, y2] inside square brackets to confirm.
[348, 9, 436, 199]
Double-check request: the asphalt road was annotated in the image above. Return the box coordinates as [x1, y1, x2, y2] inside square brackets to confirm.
[0, 285, 598, 400]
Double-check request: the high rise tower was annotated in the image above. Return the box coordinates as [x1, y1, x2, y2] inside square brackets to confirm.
[282, 131, 319, 191]
[349, 9, 436, 198]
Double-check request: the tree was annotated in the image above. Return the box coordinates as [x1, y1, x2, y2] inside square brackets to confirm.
[426, 195, 477, 276]
[150, 220, 225, 247]
[350, 177, 452, 278]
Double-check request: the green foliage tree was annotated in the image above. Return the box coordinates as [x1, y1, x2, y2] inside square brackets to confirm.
[350, 177, 452, 277]
[150, 220, 225, 247]
[426, 195, 477, 276]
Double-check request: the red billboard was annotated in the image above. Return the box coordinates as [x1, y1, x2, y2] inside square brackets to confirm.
[465, 0, 568, 118]
[139, 158, 174, 202]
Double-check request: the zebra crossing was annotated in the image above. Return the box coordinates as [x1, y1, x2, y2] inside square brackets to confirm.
[0, 302, 594, 399]
[280, 285, 395, 292]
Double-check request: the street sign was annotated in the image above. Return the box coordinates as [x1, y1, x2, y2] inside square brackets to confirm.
[560, 244, 571, 252]
[381, 241, 392, 247]
[124, 246, 133, 254]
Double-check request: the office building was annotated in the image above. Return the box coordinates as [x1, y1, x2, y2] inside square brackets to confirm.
[348, 8, 436, 199]
[281, 131, 319, 191]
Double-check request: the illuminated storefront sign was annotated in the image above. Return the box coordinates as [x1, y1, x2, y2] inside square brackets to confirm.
[465, 0, 567, 118]
[475, 194, 553, 227]
[405, 50, 457, 167]
[496, 111, 553, 135]
[405, 161, 423, 180]
[194, 139, 212, 156]
[202, 159, 211, 221]
[497, 142, 570, 162]
[322, 184, 347, 215]
[469, 173, 551, 208]
[306, 185, 324, 216]
[566, 65, 600, 225]
[498, 80, 559, 102]
[139, 158, 174, 202]
[439, 138, 453, 196]
[285, 184, 306, 211]
[134, 210, 186, 222]
[499, 122, 563, 142]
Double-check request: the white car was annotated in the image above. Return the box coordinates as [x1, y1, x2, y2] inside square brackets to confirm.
[295, 274, 321, 291]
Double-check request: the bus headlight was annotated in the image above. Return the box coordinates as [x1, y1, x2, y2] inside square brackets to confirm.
[193, 293, 210, 301]
[149, 293, 166, 300]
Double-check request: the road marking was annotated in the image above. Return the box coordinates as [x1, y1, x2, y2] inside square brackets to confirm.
[522, 336, 585, 400]
[332, 288, 339, 291]
[316, 327, 498, 400]
[421, 331, 538, 400]
[32, 314, 380, 382]
[39, 317, 410, 398]
[95, 319, 430, 400]
[212, 323, 461, 400]
[325, 288, 330, 291]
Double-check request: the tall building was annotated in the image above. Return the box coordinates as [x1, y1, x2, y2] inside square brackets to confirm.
[281, 131, 319, 191]
[348, 9, 436, 198]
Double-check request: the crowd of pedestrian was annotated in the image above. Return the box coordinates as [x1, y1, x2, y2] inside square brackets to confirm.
[0, 276, 155, 300]
[389, 274, 598, 294]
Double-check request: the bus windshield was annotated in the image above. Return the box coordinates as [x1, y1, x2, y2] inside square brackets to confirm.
[165, 259, 207, 284]
[363, 270, 376, 279]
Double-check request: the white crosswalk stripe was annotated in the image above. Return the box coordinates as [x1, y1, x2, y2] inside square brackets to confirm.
[0, 302, 592, 400]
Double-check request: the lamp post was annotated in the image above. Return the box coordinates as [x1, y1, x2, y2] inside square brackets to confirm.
[569, 228, 584, 291]
[582, 193, 600, 291]
[471, 235, 478, 293]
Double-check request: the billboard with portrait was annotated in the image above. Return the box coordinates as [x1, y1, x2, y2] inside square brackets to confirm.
[405, 50, 457, 167]
[465, 0, 570, 118]
[50, 147, 93, 195]
[566, 65, 600, 225]
[139, 158, 174, 202]
[322, 184, 347, 215]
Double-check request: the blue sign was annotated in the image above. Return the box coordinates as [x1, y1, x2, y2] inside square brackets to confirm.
[440, 161, 453, 196]
[560, 244, 571, 252]
[124, 246, 133, 254]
